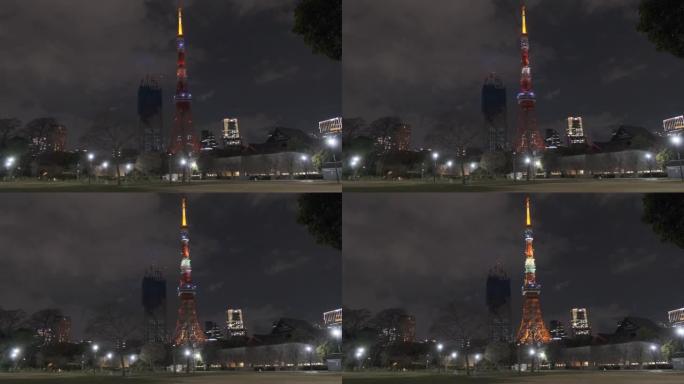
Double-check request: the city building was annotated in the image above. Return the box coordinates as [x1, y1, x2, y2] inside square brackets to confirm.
[571, 308, 591, 336]
[544, 129, 562, 149]
[142, 267, 167, 343]
[28, 123, 68, 155]
[663, 115, 684, 137]
[138, 76, 164, 152]
[204, 321, 224, 340]
[514, 5, 545, 157]
[319, 117, 343, 138]
[482, 73, 509, 151]
[668, 307, 684, 327]
[226, 308, 247, 337]
[566, 117, 587, 145]
[516, 197, 552, 345]
[549, 320, 567, 341]
[379, 314, 416, 344]
[200, 130, 219, 151]
[173, 197, 206, 346]
[376, 123, 411, 152]
[223, 118, 242, 147]
[56, 316, 71, 343]
[323, 309, 342, 328]
[486, 264, 512, 342]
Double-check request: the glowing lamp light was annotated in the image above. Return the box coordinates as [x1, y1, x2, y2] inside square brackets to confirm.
[194, 352, 202, 361]
[10, 347, 20, 360]
[126, 164, 133, 171]
[87, 153, 95, 161]
[432, 152, 440, 160]
[92, 344, 99, 352]
[447, 161, 454, 168]
[436, 343, 444, 351]
[677, 327, 684, 337]
[672, 136, 683, 146]
[525, 157, 532, 165]
[191, 161, 198, 170]
[451, 352, 457, 359]
[106, 352, 113, 360]
[129, 354, 137, 362]
[650, 344, 658, 351]
[355, 347, 365, 359]
[475, 353, 482, 361]
[330, 327, 342, 339]
[535, 160, 542, 168]
[529, 348, 536, 356]
[645, 153, 653, 160]
[539, 352, 547, 360]
[470, 162, 477, 169]
[326, 137, 339, 148]
[102, 162, 109, 169]
[301, 155, 309, 162]
[305, 345, 313, 353]
[180, 158, 188, 166]
[184, 349, 191, 357]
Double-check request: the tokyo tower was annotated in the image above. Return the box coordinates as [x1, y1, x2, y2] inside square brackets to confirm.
[173, 197, 206, 347]
[515, 197, 551, 345]
[168, 2, 200, 156]
[515, 5, 545, 171]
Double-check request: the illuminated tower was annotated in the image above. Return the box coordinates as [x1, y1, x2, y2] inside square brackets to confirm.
[516, 197, 551, 345]
[169, 3, 200, 156]
[515, 5, 544, 160]
[173, 197, 206, 346]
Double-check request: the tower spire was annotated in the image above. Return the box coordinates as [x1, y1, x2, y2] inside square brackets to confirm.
[178, 7, 184, 37]
[521, 5, 527, 35]
[181, 197, 187, 228]
[525, 196, 531, 227]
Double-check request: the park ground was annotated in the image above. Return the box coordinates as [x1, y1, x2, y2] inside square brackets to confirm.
[0, 371, 341, 384]
[343, 370, 684, 384]
[0, 179, 341, 193]
[344, 178, 684, 193]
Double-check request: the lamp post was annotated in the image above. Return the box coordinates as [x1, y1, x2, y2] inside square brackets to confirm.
[92, 344, 100, 372]
[10, 347, 21, 371]
[300, 154, 310, 177]
[525, 156, 533, 181]
[305, 345, 314, 370]
[436, 343, 444, 372]
[350, 156, 362, 180]
[355, 347, 366, 371]
[528, 348, 536, 373]
[184, 348, 192, 374]
[449, 352, 457, 373]
[645, 153, 653, 176]
[671, 136, 684, 181]
[180, 158, 188, 183]
[87, 153, 95, 184]
[650, 344, 658, 365]
[432, 152, 440, 184]
[326, 137, 340, 184]
[331, 327, 342, 353]
[4, 156, 16, 181]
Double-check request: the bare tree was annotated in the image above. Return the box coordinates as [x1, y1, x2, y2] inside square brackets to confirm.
[0, 308, 26, 337]
[85, 304, 138, 376]
[80, 111, 136, 186]
[0, 118, 21, 149]
[425, 117, 483, 185]
[429, 301, 487, 376]
[27, 309, 64, 344]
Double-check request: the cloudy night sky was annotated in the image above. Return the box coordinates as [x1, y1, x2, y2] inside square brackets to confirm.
[343, 0, 681, 147]
[0, 0, 340, 147]
[344, 194, 684, 339]
[0, 194, 341, 340]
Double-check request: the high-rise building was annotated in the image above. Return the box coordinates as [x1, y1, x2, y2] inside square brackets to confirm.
[515, 5, 545, 158]
[200, 130, 219, 151]
[138, 76, 164, 152]
[28, 122, 67, 155]
[486, 264, 512, 343]
[376, 123, 411, 152]
[549, 320, 567, 341]
[173, 197, 206, 347]
[663, 115, 684, 137]
[319, 117, 343, 138]
[571, 308, 591, 336]
[544, 129, 562, 149]
[668, 307, 684, 328]
[56, 316, 71, 343]
[566, 117, 587, 145]
[323, 309, 343, 328]
[222, 118, 242, 147]
[482, 73, 508, 151]
[379, 314, 416, 344]
[204, 321, 223, 340]
[516, 197, 552, 345]
[142, 267, 167, 343]
[226, 308, 247, 337]
[169, 4, 200, 156]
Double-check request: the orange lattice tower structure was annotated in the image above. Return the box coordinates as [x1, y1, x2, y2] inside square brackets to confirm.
[173, 197, 206, 347]
[515, 197, 551, 345]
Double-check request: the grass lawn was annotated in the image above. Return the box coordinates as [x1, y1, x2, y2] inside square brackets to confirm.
[0, 179, 341, 193]
[0, 371, 342, 384]
[344, 178, 684, 193]
[343, 370, 684, 384]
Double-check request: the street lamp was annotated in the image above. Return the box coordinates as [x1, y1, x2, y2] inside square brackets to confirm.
[305, 345, 314, 369]
[106, 352, 113, 360]
[524, 156, 533, 181]
[87, 153, 95, 184]
[326, 137, 340, 184]
[529, 348, 536, 372]
[671, 136, 684, 181]
[676, 327, 684, 337]
[645, 152, 653, 176]
[330, 327, 342, 340]
[432, 152, 440, 184]
[4, 156, 16, 180]
[184, 348, 192, 373]
[92, 344, 100, 372]
[355, 347, 366, 370]
[10, 347, 21, 371]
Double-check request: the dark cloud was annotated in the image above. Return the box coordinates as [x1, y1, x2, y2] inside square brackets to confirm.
[343, 0, 677, 146]
[343, 194, 684, 338]
[0, 0, 340, 147]
[0, 194, 341, 339]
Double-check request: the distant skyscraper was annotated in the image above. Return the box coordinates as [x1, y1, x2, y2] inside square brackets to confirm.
[571, 308, 591, 336]
[204, 321, 223, 340]
[566, 117, 587, 145]
[56, 316, 71, 343]
[482, 73, 509, 151]
[142, 267, 167, 343]
[138, 76, 164, 152]
[222, 118, 242, 147]
[668, 307, 684, 327]
[226, 308, 247, 337]
[319, 117, 343, 138]
[663, 115, 684, 137]
[323, 308, 343, 328]
[376, 123, 411, 152]
[486, 264, 512, 342]
[549, 320, 567, 341]
[544, 129, 562, 149]
[398, 315, 416, 343]
[200, 130, 219, 151]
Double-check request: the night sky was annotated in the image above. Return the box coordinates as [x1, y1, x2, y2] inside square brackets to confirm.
[343, 0, 681, 147]
[344, 194, 684, 339]
[0, 194, 341, 340]
[0, 0, 340, 147]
